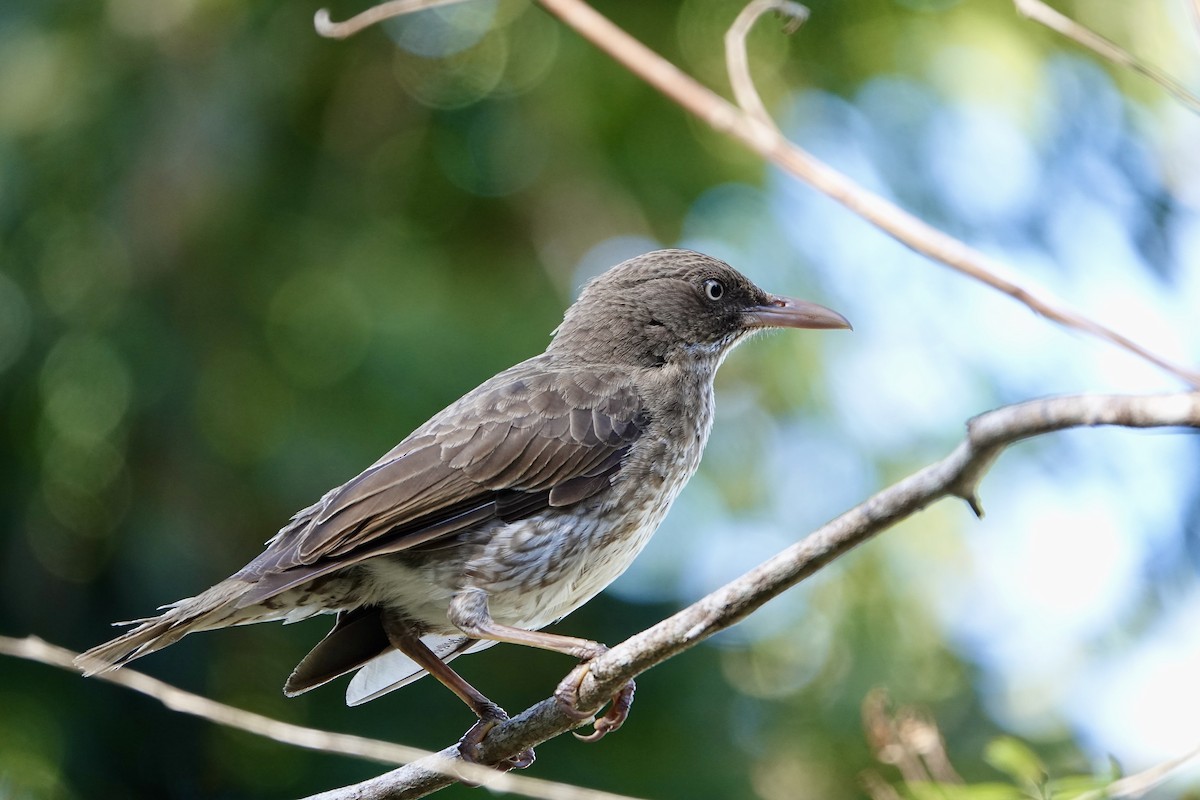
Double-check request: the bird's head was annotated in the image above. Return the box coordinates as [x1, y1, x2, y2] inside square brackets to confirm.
[549, 249, 850, 369]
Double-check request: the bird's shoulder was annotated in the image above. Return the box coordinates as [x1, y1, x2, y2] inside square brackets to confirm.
[361, 355, 652, 497]
[422, 355, 649, 455]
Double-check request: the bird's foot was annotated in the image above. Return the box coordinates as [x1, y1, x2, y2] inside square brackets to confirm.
[576, 679, 635, 742]
[554, 661, 637, 743]
[457, 704, 536, 771]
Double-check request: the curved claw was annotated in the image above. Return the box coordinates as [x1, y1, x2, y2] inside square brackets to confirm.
[573, 726, 607, 743]
[504, 747, 537, 770]
[457, 707, 536, 772]
[555, 662, 637, 742]
[554, 662, 599, 720]
[573, 679, 636, 742]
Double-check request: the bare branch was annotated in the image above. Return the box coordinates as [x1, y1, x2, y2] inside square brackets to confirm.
[0, 636, 643, 800]
[1014, 0, 1200, 114]
[309, 0, 1200, 385]
[315, 0, 469, 40]
[532, 0, 1200, 388]
[298, 391, 1200, 798]
[1077, 740, 1200, 800]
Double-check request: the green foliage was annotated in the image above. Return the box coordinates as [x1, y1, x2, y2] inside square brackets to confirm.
[881, 736, 1120, 800]
[906, 782, 1027, 800]
[985, 736, 1049, 791]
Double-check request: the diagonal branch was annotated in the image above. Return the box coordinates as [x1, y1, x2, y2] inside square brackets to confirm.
[1077, 739, 1200, 800]
[1014, 0, 1200, 115]
[298, 390, 1200, 799]
[312, 0, 1200, 387]
[535, 0, 1200, 388]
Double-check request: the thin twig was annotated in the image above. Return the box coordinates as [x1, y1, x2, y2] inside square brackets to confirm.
[1077, 740, 1200, 800]
[302, 391, 1200, 798]
[0, 635, 644, 800]
[1014, 0, 1200, 114]
[724, 0, 808, 129]
[315, 0, 469, 40]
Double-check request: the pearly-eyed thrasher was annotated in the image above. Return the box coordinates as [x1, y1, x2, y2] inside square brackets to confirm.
[78, 249, 850, 766]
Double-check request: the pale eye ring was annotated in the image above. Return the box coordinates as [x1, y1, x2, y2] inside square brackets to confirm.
[703, 279, 725, 301]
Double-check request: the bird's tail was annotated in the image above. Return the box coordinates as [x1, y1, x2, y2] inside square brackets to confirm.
[74, 579, 254, 676]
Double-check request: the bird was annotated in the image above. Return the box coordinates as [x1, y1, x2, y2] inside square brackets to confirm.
[76, 249, 850, 767]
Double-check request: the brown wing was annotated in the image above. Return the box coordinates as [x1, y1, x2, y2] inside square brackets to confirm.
[233, 360, 646, 607]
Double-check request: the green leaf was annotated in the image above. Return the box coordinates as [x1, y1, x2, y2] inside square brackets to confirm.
[1046, 773, 1114, 799]
[984, 737, 1049, 787]
[905, 780, 1028, 800]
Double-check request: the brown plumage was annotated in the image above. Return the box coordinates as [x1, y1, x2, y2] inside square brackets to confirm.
[77, 249, 849, 766]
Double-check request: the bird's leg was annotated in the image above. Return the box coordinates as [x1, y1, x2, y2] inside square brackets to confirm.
[380, 615, 534, 770]
[448, 589, 637, 741]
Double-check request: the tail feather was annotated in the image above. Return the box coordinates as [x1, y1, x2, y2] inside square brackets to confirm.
[284, 606, 390, 697]
[74, 579, 253, 676]
[345, 637, 497, 706]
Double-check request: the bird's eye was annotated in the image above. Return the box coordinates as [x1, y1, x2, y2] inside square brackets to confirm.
[703, 279, 725, 301]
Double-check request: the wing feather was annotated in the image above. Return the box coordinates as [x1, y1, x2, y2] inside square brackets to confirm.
[233, 360, 646, 604]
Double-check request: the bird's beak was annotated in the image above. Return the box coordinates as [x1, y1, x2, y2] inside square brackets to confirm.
[743, 295, 852, 331]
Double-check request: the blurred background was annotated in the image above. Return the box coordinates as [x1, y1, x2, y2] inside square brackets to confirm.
[1, 0, 1199, 797]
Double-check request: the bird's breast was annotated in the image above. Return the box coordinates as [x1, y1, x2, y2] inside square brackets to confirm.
[472, 372, 717, 629]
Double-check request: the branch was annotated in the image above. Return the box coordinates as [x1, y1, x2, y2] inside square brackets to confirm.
[725, 0, 808, 129]
[1078, 740, 1200, 800]
[53, 5, 1200, 796]
[534, 0, 1200, 388]
[0, 636, 642, 800]
[301, 390, 1200, 799]
[1014, 0, 1200, 115]
[314, 0, 469, 40]
[311, 0, 1200, 386]
[19, 394, 1199, 797]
